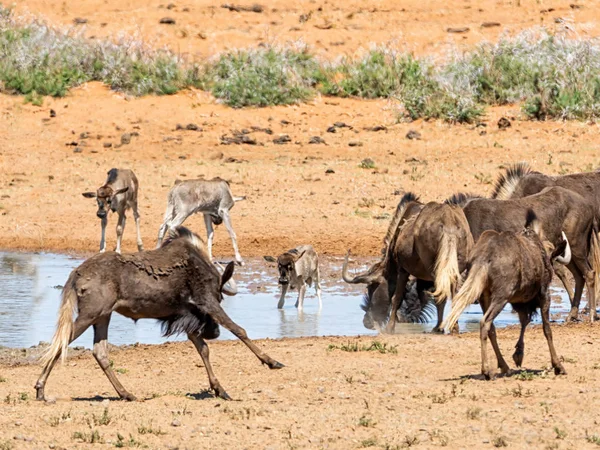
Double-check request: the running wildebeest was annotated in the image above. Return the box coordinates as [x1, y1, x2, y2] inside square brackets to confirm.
[276, 245, 322, 310]
[156, 178, 245, 265]
[442, 211, 571, 379]
[343, 192, 473, 333]
[447, 186, 600, 322]
[35, 227, 283, 402]
[492, 162, 600, 315]
[82, 168, 144, 254]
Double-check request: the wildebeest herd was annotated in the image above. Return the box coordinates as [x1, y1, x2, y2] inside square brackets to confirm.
[35, 163, 600, 401]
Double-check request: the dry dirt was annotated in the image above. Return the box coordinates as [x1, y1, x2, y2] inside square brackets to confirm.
[2, 1, 600, 449]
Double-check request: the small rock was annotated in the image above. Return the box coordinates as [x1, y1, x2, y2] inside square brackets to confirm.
[308, 136, 326, 144]
[171, 419, 182, 427]
[280, 119, 291, 125]
[447, 27, 470, 33]
[348, 141, 363, 147]
[160, 17, 176, 24]
[333, 121, 351, 128]
[326, 126, 337, 133]
[121, 133, 132, 145]
[186, 123, 201, 131]
[197, 31, 207, 39]
[325, 168, 335, 174]
[570, 3, 582, 9]
[79, 132, 90, 139]
[73, 147, 83, 153]
[498, 117, 511, 129]
[103, 142, 112, 148]
[263, 256, 276, 263]
[364, 125, 387, 132]
[481, 21, 501, 28]
[14, 422, 22, 427]
[73, 17, 88, 24]
[49, 109, 56, 118]
[166, 2, 176, 9]
[273, 135, 291, 145]
[406, 130, 422, 140]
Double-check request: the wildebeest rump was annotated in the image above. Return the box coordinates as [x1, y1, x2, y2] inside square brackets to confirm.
[447, 186, 600, 322]
[35, 227, 283, 402]
[277, 245, 322, 310]
[442, 211, 570, 379]
[343, 192, 473, 333]
[82, 168, 144, 254]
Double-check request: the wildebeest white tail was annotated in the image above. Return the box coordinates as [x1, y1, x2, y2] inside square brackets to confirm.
[442, 265, 488, 332]
[432, 232, 460, 304]
[39, 271, 78, 368]
[233, 196, 247, 202]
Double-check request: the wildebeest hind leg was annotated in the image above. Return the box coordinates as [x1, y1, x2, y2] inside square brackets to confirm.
[479, 294, 508, 379]
[512, 310, 530, 368]
[188, 333, 231, 400]
[35, 317, 93, 401]
[204, 303, 284, 370]
[386, 271, 410, 334]
[566, 264, 585, 322]
[540, 293, 566, 375]
[92, 317, 136, 401]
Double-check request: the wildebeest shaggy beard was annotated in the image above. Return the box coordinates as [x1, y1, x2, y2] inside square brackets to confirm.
[35, 227, 283, 402]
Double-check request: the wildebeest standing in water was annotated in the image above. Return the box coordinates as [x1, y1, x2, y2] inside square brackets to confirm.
[277, 245, 322, 310]
[343, 193, 473, 333]
[82, 168, 144, 254]
[35, 227, 283, 402]
[442, 211, 571, 379]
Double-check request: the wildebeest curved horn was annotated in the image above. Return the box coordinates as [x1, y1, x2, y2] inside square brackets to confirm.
[215, 262, 238, 296]
[342, 250, 380, 284]
[555, 231, 572, 265]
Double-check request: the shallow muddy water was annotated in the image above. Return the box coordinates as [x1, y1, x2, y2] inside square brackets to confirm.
[0, 251, 573, 349]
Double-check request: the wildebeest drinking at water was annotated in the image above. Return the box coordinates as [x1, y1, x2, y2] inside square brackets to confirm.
[35, 227, 283, 402]
[343, 193, 473, 333]
[442, 211, 571, 379]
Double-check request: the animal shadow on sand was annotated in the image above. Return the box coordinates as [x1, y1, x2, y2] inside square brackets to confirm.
[441, 368, 547, 382]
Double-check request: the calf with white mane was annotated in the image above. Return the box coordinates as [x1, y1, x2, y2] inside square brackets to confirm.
[156, 178, 245, 265]
[35, 227, 283, 402]
[82, 168, 144, 254]
[442, 211, 570, 379]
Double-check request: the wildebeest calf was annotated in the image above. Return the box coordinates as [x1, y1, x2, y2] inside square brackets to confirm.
[442, 211, 570, 379]
[35, 227, 283, 402]
[82, 168, 144, 254]
[277, 245, 322, 310]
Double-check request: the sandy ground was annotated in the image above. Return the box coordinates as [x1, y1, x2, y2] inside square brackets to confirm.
[2, 2, 600, 449]
[1, 324, 600, 449]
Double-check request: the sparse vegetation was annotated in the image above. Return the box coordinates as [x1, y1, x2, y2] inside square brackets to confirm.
[492, 435, 508, 448]
[114, 433, 145, 448]
[467, 406, 482, 420]
[359, 437, 378, 447]
[553, 427, 567, 440]
[358, 415, 376, 428]
[137, 422, 167, 436]
[587, 431, 600, 446]
[328, 341, 398, 354]
[72, 429, 104, 444]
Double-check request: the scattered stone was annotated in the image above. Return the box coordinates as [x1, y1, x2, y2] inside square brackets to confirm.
[326, 126, 337, 133]
[166, 2, 176, 9]
[273, 134, 292, 145]
[447, 27, 470, 33]
[121, 133, 132, 145]
[406, 130, 422, 140]
[405, 157, 427, 165]
[197, 31, 207, 39]
[498, 117, 511, 129]
[263, 256, 276, 263]
[171, 419, 182, 427]
[349, 141, 363, 147]
[179, 155, 187, 160]
[299, 12, 312, 23]
[65, 141, 78, 146]
[186, 123, 201, 131]
[481, 21, 501, 28]
[73, 147, 83, 153]
[220, 133, 257, 145]
[280, 119, 291, 125]
[49, 109, 56, 118]
[250, 126, 273, 135]
[364, 125, 387, 132]
[570, 3, 583, 9]
[73, 17, 88, 25]
[79, 132, 90, 139]
[333, 121, 351, 128]
[325, 168, 335, 174]
[159, 17, 176, 24]
[221, 3, 264, 13]
[309, 136, 326, 144]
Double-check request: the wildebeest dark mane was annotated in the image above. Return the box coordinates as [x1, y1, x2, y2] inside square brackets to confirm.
[491, 162, 544, 199]
[361, 288, 437, 325]
[161, 226, 205, 252]
[382, 192, 420, 256]
[444, 192, 482, 207]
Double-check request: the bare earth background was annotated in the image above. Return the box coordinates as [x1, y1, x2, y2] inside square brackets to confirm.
[1, 0, 600, 449]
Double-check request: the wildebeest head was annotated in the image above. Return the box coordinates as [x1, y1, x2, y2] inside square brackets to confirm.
[342, 251, 391, 329]
[82, 185, 129, 218]
[277, 250, 306, 285]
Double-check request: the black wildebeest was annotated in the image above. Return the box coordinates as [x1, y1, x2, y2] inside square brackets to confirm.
[442, 211, 570, 379]
[343, 192, 473, 333]
[447, 186, 600, 322]
[82, 168, 144, 254]
[35, 227, 283, 402]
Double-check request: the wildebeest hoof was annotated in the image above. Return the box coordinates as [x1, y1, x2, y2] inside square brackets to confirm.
[554, 364, 567, 375]
[512, 351, 524, 368]
[122, 393, 137, 402]
[235, 260, 244, 267]
[267, 360, 285, 370]
[431, 326, 443, 334]
[215, 388, 232, 401]
[482, 371, 492, 380]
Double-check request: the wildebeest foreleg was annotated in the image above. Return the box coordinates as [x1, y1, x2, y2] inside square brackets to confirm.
[204, 304, 284, 370]
[315, 267, 323, 309]
[295, 284, 307, 310]
[115, 213, 126, 254]
[540, 293, 566, 375]
[35, 318, 93, 401]
[277, 284, 288, 309]
[566, 264, 585, 322]
[220, 210, 243, 265]
[386, 271, 410, 333]
[512, 310, 531, 368]
[203, 214, 215, 260]
[99, 216, 108, 253]
[92, 317, 136, 401]
[133, 205, 144, 252]
[479, 295, 508, 380]
[554, 264, 573, 305]
[156, 211, 189, 249]
[188, 333, 231, 400]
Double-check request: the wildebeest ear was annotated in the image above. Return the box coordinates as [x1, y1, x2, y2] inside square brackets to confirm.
[114, 187, 129, 196]
[220, 261, 235, 290]
[82, 192, 97, 198]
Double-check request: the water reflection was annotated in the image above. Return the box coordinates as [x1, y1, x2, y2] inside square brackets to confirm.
[0, 252, 573, 349]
